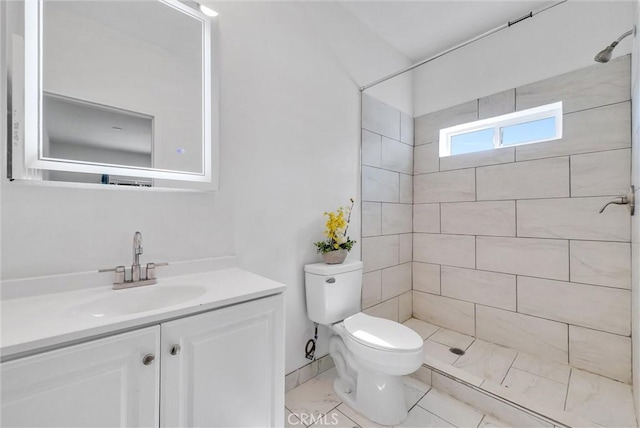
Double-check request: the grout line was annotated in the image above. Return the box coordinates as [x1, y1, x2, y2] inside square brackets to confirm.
[515, 276, 518, 313]
[500, 351, 519, 385]
[568, 155, 572, 198]
[477, 415, 487, 428]
[412, 230, 630, 244]
[514, 199, 518, 237]
[568, 240, 571, 283]
[564, 99, 630, 116]
[563, 369, 573, 411]
[474, 303, 477, 336]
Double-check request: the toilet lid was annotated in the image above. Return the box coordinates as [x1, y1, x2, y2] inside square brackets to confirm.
[343, 313, 423, 352]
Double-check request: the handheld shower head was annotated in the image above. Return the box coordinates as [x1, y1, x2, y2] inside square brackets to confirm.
[594, 28, 634, 63]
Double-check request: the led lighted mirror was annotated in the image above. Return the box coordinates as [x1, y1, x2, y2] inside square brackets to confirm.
[20, 0, 213, 185]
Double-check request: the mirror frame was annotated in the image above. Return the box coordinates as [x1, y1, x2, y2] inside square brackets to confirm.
[22, 0, 213, 183]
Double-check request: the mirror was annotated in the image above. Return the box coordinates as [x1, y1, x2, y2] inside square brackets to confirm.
[18, 0, 214, 186]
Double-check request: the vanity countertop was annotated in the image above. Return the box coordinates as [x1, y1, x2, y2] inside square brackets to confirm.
[0, 268, 286, 360]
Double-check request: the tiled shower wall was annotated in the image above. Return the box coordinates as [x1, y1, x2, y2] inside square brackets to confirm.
[361, 93, 414, 322]
[412, 55, 632, 383]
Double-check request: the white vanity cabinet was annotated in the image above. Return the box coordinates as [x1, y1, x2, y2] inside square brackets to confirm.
[161, 294, 285, 427]
[1, 327, 161, 427]
[1, 293, 284, 428]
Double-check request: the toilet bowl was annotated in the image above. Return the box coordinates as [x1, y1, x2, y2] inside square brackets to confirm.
[304, 261, 424, 426]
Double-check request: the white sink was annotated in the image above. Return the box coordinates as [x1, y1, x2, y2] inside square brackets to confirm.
[71, 285, 207, 317]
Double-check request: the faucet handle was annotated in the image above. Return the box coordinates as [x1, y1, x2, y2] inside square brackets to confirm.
[146, 262, 168, 280]
[99, 265, 126, 284]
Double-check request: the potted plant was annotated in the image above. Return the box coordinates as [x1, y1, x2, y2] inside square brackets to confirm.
[314, 198, 356, 264]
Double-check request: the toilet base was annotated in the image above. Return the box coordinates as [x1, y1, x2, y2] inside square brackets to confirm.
[332, 368, 408, 426]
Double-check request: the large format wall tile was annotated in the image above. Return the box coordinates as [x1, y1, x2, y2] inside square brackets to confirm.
[362, 235, 398, 273]
[362, 270, 381, 309]
[414, 233, 475, 268]
[517, 197, 630, 242]
[476, 157, 569, 201]
[381, 137, 413, 174]
[413, 262, 440, 294]
[441, 266, 516, 311]
[363, 296, 398, 322]
[413, 291, 475, 336]
[414, 100, 478, 145]
[413, 203, 440, 233]
[476, 237, 568, 280]
[414, 169, 475, 203]
[517, 276, 631, 336]
[399, 233, 413, 263]
[381, 262, 412, 300]
[362, 166, 399, 202]
[478, 89, 516, 119]
[381, 203, 412, 235]
[571, 149, 631, 197]
[516, 102, 631, 161]
[570, 240, 631, 289]
[399, 291, 412, 323]
[440, 147, 514, 171]
[362, 93, 400, 140]
[361, 202, 381, 237]
[400, 174, 413, 203]
[361, 129, 381, 167]
[441, 201, 515, 236]
[569, 325, 631, 384]
[516, 55, 630, 114]
[476, 305, 568, 364]
[479, 89, 515, 119]
[414, 143, 439, 174]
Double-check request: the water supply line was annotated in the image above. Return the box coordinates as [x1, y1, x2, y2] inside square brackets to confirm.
[305, 322, 318, 360]
[360, 0, 568, 92]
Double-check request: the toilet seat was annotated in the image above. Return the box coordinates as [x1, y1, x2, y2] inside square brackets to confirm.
[343, 312, 423, 352]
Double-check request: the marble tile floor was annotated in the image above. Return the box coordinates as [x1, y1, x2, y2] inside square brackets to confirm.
[402, 318, 638, 428]
[285, 367, 509, 428]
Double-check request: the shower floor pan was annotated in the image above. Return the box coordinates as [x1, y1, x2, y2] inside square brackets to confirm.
[403, 317, 638, 428]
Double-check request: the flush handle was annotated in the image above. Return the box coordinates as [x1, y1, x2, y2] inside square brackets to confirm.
[326, 277, 336, 284]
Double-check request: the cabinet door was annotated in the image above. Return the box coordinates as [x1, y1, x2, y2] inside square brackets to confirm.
[1, 326, 160, 428]
[161, 294, 285, 428]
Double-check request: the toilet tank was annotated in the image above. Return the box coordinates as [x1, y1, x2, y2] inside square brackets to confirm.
[304, 260, 363, 324]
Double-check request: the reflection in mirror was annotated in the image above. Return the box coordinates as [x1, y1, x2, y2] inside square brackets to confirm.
[43, 94, 153, 185]
[16, 0, 213, 186]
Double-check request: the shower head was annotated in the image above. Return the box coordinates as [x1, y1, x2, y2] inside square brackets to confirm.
[594, 28, 634, 63]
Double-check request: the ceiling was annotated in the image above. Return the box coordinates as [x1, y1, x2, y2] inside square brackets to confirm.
[338, 1, 556, 62]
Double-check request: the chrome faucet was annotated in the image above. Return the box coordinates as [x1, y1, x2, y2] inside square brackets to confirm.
[99, 231, 168, 290]
[132, 231, 143, 282]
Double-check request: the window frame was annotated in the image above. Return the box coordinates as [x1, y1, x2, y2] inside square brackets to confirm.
[439, 101, 563, 157]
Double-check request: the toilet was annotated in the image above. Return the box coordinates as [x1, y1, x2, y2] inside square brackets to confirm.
[304, 261, 424, 426]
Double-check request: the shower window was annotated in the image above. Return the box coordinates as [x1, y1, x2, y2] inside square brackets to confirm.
[439, 102, 562, 157]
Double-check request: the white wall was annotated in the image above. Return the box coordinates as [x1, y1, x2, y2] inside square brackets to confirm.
[296, 2, 413, 114]
[413, 0, 634, 116]
[207, 1, 410, 374]
[1, 1, 411, 376]
[631, 0, 640, 421]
